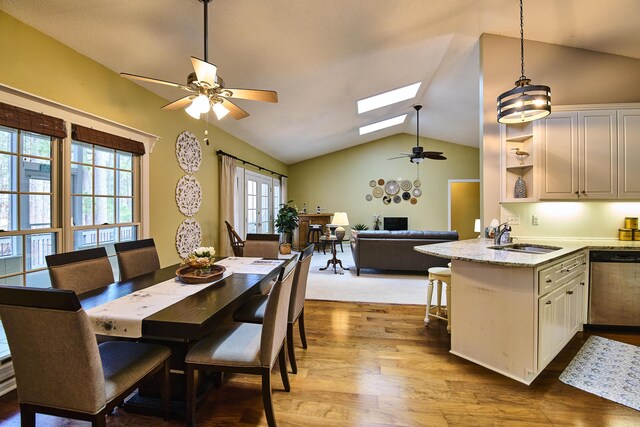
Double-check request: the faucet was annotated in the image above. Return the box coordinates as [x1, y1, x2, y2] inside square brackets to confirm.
[494, 222, 512, 245]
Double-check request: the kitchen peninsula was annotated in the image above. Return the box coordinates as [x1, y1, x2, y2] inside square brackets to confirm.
[415, 238, 640, 385]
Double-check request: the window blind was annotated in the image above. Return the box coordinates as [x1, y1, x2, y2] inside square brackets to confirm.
[0, 102, 67, 138]
[72, 124, 145, 155]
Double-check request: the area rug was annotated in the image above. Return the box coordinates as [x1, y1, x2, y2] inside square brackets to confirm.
[559, 335, 640, 411]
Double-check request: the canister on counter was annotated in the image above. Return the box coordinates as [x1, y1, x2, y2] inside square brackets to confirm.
[634, 229, 640, 241]
[624, 217, 638, 229]
[619, 228, 633, 241]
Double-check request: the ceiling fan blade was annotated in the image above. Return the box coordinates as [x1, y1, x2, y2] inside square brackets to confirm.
[120, 72, 192, 91]
[220, 98, 249, 120]
[222, 88, 278, 103]
[387, 155, 410, 160]
[422, 151, 444, 156]
[161, 96, 194, 110]
[191, 57, 218, 85]
[425, 154, 447, 160]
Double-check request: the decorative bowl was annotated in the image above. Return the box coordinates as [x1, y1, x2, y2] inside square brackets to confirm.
[176, 265, 225, 284]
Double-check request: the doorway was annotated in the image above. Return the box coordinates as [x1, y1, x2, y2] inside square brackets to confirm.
[448, 180, 480, 240]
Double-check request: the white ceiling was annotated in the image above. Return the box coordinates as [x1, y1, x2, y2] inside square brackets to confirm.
[1, 0, 639, 164]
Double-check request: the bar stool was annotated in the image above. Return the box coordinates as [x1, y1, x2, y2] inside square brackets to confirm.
[424, 266, 452, 333]
[307, 225, 322, 251]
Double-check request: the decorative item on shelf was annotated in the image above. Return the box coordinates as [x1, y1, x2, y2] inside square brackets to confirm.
[511, 148, 530, 165]
[497, 0, 551, 124]
[514, 176, 527, 198]
[373, 215, 381, 230]
[177, 246, 225, 284]
[275, 200, 299, 252]
[332, 212, 349, 241]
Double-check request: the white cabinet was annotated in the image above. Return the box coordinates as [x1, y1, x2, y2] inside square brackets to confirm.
[538, 112, 578, 199]
[618, 109, 640, 199]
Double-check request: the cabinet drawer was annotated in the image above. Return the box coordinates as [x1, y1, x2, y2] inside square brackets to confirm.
[538, 252, 586, 295]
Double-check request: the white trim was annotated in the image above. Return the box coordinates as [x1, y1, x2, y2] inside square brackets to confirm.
[551, 102, 640, 112]
[448, 179, 481, 231]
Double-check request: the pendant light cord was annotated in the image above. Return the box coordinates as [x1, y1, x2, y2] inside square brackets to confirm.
[519, 0, 525, 80]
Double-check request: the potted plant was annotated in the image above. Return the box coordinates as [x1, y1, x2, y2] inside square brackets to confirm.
[275, 200, 299, 254]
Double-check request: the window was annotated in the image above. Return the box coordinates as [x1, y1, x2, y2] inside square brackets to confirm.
[0, 126, 57, 287]
[273, 178, 281, 232]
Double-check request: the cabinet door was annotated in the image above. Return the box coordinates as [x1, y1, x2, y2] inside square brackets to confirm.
[565, 275, 582, 337]
[578, 110, 617, 199]
[618, 109, 640, 199]
[538, 284, 568, 370]
[539, 112, 578, 199]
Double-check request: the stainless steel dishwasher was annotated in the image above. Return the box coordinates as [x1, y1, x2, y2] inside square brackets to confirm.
[589, 251, 640, 327]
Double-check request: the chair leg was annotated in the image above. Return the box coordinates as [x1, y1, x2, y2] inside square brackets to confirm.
[162, 358, 171, 420]
[186, 365, 198, 427]
[262, 368, 277, 427]
[298, 309, 308, 349]
[286, 323, 298, 374]
[19, 405, 35, 427]
[278, 343, 291, 391]
[425, 279, 434, 326]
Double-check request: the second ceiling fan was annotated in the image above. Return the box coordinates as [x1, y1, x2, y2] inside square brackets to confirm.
[388, 105, 446, 163]
[120, 0, 277, 120]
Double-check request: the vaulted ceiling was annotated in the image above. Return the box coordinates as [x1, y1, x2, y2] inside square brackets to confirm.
[1, 0, 639, 163]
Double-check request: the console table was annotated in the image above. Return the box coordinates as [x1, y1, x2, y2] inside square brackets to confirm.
[294, 213, 333, 250]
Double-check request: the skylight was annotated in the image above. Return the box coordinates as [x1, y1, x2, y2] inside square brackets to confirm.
[357, 82, 421, 114]
[359, 114, 407, 135]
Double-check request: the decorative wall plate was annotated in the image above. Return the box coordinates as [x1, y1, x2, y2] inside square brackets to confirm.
[413, 179, 421, 187]
[377, 179, 385, 186]
[410, 197, 417, 204]
[176, 175, 202, 217]
[402, 191, 411, 200]
[176, 218, 202, 258]
[384, 180, 399, 195]
[372, 187, 384, 198]
[412, 188, 422, 197]
[400, 180, 412, 191]
[382, 195, 391, 205]
[393, 195, 402, 204]
[176, 131, 202, 174]
[365, 194, 373, 201]
[369, 180, 376, 187]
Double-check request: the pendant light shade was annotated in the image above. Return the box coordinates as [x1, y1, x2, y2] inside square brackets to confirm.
[497, 0, 551, 124]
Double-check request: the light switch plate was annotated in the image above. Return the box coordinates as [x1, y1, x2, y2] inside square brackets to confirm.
[532, 215, 539, 225]
[507, 215, 520, 225]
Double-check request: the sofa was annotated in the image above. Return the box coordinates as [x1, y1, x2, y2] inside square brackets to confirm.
[350, 230, 459, 275]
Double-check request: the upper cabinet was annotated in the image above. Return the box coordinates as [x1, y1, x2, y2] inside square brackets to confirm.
[618, 109, 640, 199]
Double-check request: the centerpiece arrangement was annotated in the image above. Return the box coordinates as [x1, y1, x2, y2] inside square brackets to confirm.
[176, 246, 225, 284]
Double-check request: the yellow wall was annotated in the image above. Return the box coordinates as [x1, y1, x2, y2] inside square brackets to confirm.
[0, 11, 287, 266]
[450, 181, 480, 239]
[288, 133, 479, 231]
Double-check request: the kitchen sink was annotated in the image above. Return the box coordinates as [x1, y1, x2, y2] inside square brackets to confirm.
[487, 243, 562, 254]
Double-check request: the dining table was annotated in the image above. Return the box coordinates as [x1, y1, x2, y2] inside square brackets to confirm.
[78, 256, 290, 419]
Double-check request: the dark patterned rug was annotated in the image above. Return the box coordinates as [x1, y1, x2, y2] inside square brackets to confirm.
[560, 335, 640, 411]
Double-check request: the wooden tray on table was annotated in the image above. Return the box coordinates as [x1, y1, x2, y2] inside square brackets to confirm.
[176, 265, 226, 284]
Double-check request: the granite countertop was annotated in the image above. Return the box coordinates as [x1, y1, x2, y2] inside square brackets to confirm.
[414, 237, 640, 267]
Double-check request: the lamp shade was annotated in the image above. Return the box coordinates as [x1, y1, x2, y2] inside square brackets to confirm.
[332, 212, 349, 226]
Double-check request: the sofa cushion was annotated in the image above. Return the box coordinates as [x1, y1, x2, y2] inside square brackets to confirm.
[353, 230, 459, 240]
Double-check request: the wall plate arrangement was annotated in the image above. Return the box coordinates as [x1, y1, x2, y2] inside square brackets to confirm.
[176, 175, 202, 216]
[385, 180, 399, 195]
[372, 187, 384, 198]
[369, 180, 376, 187]
[412, 188, 422, 197]
[176, 218, 202, 258]
[176, 131, 202, 174]
[400, 180, 412, 191]
[382, 195, 391, 204]
[365, 194, 373, 201]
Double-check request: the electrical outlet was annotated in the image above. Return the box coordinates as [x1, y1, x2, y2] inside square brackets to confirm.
[507, 215, 520, 225]
[532, 215, 539, 226]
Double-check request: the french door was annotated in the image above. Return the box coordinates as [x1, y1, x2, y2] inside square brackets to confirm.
[245, 171, 272, 234]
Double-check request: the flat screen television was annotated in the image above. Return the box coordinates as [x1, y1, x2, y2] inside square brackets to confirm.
[383, 217, 408, 231]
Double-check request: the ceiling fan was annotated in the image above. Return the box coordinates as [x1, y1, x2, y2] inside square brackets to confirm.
[120, 0, 277, 120]
[388, 105, 446, 163]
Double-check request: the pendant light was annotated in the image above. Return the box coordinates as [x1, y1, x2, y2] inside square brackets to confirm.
[497, 0, 551, 124]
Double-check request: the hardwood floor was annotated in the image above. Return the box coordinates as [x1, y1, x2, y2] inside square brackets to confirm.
[0, 300, 639, 426]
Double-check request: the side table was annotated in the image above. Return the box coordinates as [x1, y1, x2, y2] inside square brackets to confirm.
[318, 236, 349, 274]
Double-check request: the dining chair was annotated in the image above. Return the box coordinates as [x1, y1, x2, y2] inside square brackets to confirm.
[114, 238, 161, 281]
[185, 259, 297, 427]
[225, 220, 245, 257]
[243, 233, 280, 258]
[0, 285, 171, 427]
[46, 247, 114, 294]
[233, 244, 314, 373]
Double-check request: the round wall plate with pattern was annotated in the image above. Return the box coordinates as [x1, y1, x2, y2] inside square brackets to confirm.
[176, 131, 202, 174]
[369, 180, 376, 187]
[413, 179, 421, 187]
[410, 197, 417, 204]
[382, 195, 391, 204]
[412, 188, 422, 197]
[365, 194, 373, 201]
[377, 178, 385, 186]
[372, 187, 384, 198]
[176, 175, 202, 217]
[400, 180, 412, 191]
[402, 191, 411, 200]
[176, 218, 202, 258]
[393, 195, 402, 204]
[384, 180, 399, 195]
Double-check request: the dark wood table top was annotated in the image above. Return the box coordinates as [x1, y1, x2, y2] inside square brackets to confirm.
[78, 258, 285, 341]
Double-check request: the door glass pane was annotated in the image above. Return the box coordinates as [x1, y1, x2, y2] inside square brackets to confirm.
[0, 194, 17, 231]
[20, 194, 51, 229]
[119, 226, 137, 242]
[117, 198, 132, 223]
[20, 157, 51, 193]
[72, 196, 93, 226]
[21, 132, 51, 158]
[25, 270, 51, 288]
[0, 153, 17, 191]
[0, 126, 17, 152]
[95, 197, 115, 224]
[74, 229, 97, 250]
[71, 164, 93, 194]
[94, 146, 114, 167]
[94, 167, 114, 196]
[71, 141, 93, 164]
[117, 170, 132, 196]
[0, 235, 23, 275]
[26, 232, 55, 271]
[117, 152, 132, 170]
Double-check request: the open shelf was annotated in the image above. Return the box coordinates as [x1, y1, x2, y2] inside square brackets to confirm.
[505, 133, 534, 142]
[501, 122, 537, 203]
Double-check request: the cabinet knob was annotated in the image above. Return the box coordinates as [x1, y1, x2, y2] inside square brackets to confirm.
[567, 290, 574, 295]
[546, 301, 552, 305]
[580, 281, 585, 286]
[581, 191, 586, 194]
[574, 191, 579, 195]
[546, 279, 552, 283]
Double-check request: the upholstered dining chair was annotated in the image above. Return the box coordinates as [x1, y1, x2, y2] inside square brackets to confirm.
[233, 244, 314, 374]
[225, 220, 245, 256]
[185, 258, 298, 427]
[0, 285, 171, 427]
[243, 233, 280, 258]
[114, 238, 161, 281]
[46, 247, 114, 294]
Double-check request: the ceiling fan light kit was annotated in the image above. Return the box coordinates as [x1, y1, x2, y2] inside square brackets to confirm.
[120, 0, 277, 121]
[497, 0, 551, 124]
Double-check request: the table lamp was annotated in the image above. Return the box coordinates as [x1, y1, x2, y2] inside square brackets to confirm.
[332, 212, 349, 240]
[474, 218, 481, 238]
